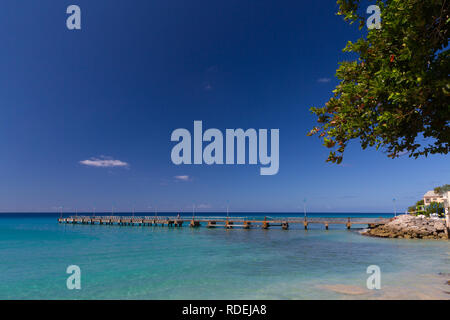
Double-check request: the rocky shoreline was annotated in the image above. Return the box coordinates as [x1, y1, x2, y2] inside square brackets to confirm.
[361, 214, 448, 240]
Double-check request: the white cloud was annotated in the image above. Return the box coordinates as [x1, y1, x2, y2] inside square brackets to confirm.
[174, 175, 190, 181]
[197, 203, 211, 209]
[317, 77, 331, 83]
[79, 157, 129, 168]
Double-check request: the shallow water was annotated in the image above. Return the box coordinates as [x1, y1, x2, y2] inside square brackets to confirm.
[0, 213, 449, 299]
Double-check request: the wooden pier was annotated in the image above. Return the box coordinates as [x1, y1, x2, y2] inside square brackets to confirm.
[58, 215, 390, 230]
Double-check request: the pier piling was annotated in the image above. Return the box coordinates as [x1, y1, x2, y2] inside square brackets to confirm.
[207, 221, 216, 228]
[190, 220, 200, 227]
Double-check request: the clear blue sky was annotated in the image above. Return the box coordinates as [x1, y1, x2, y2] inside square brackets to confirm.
[0, 0, 448, 213]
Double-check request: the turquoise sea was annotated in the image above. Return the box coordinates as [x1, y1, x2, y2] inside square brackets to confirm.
[0, 213, 449, 300]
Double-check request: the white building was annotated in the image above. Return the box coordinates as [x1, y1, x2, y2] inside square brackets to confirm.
[442, 191, 450, 215]
[442, 192, 450, 231]
[423, 190, 447, 205]
[424, 191, 450, 230]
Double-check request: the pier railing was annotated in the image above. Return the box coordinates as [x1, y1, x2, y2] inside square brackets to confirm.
[59, 215, 391, 230]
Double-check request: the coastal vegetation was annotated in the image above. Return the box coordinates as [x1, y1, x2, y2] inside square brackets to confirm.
[407, 184, 449, 217]
[407, 200, 445, 217]
[425, 202, 445, 217]
[308, 0, 449, 164]
[434, 184, 450, 194]
[407, 199, 425, 215]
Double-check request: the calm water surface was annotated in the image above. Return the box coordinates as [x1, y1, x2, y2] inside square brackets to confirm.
[0, 213, 449, 299]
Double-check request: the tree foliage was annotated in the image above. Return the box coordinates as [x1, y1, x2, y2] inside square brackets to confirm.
[434, 183, 450, 194]
[308, 0, 449, 164]
[425, 201, 445, 217]
[407, 199, 424, 213]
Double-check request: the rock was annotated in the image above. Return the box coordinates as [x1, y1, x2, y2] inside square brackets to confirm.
[361, 215, 448, 240]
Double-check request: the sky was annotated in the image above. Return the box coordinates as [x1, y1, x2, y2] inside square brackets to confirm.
[0, 0, 448, 213]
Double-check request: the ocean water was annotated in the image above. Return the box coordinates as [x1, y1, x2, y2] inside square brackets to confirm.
[0, 213, 449, 300]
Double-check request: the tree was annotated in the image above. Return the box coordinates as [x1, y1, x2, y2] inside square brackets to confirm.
[434, 184, 450, 194]
[407, 199, 424, 214]
[425, 201, 445, 217]
[308, 0, 449, 164]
